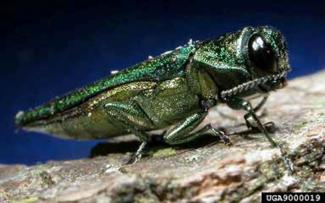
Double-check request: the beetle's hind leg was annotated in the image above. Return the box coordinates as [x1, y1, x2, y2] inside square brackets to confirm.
[197, 124, 232, 145]
[163, 112, 231, 146]
[104, 102, 155, 164]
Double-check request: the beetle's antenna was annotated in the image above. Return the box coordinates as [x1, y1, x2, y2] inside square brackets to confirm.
[219, 71, 287, 100]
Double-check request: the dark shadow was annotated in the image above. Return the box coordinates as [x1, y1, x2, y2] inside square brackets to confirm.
[89, 133, 221, 158]
[90, 140, 140, 158]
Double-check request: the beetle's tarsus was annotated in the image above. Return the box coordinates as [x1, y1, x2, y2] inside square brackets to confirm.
[283, 156, 295, 174]
[252, 121, 277, 134]
[208, 127, 232, 146]
[282, 155, 295, 174]
[263, 121, 277, 133]
[278, 143, 295, 174]
[127, 141, 147, 164]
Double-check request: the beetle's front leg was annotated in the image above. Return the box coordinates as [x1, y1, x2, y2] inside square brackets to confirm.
[104, 102, 155, 164]
[218, 95, 270, 122]
[226, 97, 294, 172]
[244, 114, 276, 134]
[253, 95, 268, 112]
[226, 96, 275, 135]
[226, 97, 278, 146]
[244, 95, 276, 133]
[163, 112, 231, 145]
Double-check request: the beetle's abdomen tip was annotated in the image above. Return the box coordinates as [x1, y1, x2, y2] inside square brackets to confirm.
[15, 110, 25, 127]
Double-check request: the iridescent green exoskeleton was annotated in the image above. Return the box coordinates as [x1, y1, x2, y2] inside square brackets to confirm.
[15, 26, 291, 165]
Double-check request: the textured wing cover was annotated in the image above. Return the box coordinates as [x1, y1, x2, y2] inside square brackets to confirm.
[16, 45, 195, 126]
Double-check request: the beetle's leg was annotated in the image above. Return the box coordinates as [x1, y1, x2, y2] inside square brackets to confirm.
[226, 97, 294, 172]
[163, 112, 206, 145]
[163, 112, 231, 145]
[244, 95, 277, 134]
[244, 114, 276, 133]
[104, 102, 155, 164]
[251, 95, 269, 120]
[253, 95, 268, 112]
[226, 98, 277, 146]
[223, 97, 274, 137]
[218, 95, 269, 122]
[196, 124, 231, 145]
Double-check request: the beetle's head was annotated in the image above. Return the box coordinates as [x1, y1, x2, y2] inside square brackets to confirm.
[194, 26, 290, 95]
[240, 26, 290, 92]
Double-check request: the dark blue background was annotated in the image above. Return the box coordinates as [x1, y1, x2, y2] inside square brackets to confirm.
[1, 0, 324, 165]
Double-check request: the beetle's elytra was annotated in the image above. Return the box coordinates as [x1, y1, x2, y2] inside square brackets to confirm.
[15, 26, 291, 163]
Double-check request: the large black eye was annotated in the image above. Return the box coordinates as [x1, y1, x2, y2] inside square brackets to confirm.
[248, 34, 277, 72]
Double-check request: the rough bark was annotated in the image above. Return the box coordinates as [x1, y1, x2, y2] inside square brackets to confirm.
[1, 71, 324, 203]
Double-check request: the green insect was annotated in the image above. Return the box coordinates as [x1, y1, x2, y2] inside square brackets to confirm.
[15, 26, 291, 165]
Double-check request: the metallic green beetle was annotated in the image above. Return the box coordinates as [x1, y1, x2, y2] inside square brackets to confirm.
[15, 26, 290, 163]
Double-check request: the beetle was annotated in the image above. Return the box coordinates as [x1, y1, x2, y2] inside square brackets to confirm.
[15, 26, 290, 164]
